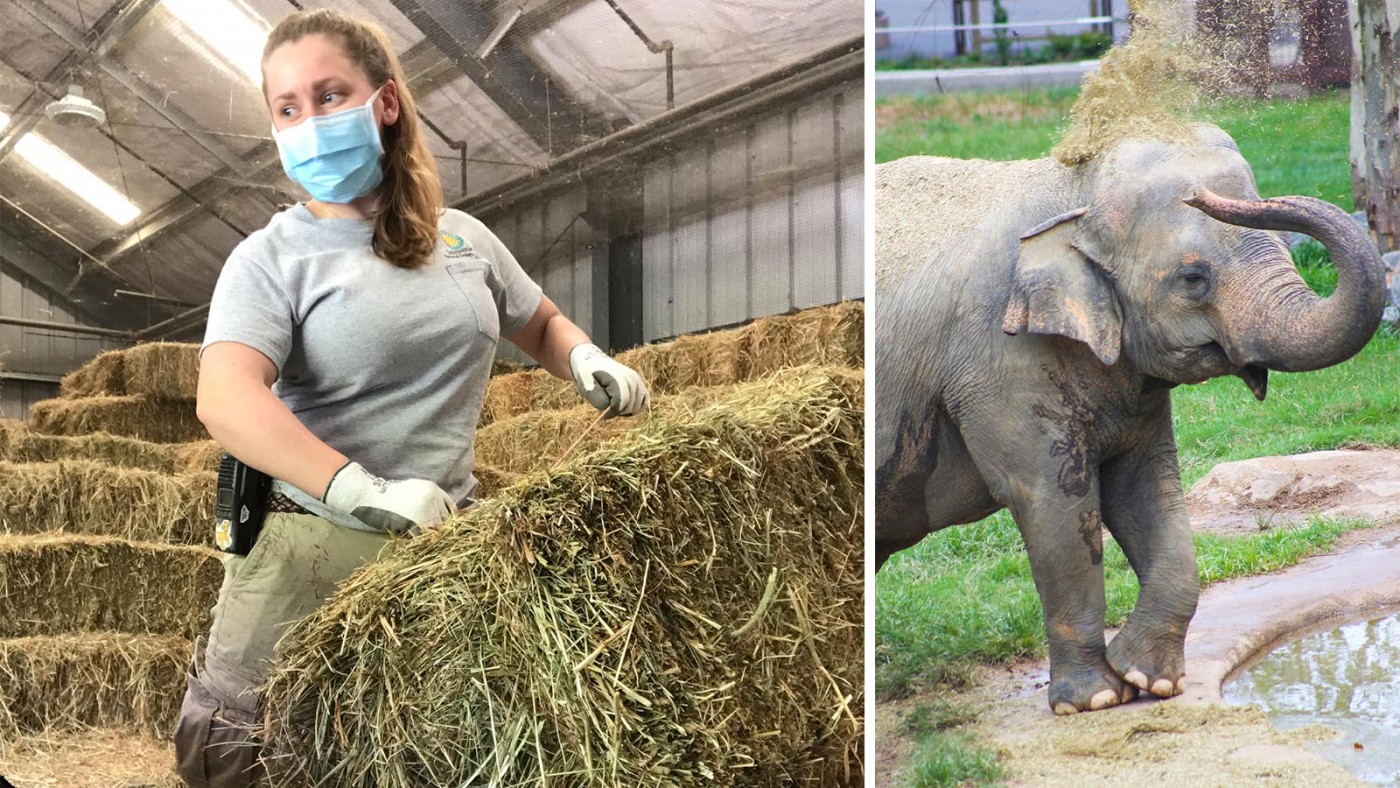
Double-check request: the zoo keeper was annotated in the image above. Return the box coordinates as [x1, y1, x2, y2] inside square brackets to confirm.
[174, 9, 649, 786]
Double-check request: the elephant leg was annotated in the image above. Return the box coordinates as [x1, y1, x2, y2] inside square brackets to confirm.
[876, 414, 998, 570]
[1005, 477, 1135, 715]
[1100, 421, 1199, 698]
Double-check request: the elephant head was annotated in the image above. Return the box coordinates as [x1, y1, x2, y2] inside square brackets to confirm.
[1002, 125, 1386, 399]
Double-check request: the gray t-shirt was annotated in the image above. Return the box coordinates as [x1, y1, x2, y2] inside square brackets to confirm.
[202, 204, 542, 517]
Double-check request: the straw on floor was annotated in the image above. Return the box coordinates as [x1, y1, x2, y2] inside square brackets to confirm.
[0, 633, 190, 739]
[0, 534, 221, 638]
[29, 396, 206, 444]
[261, 365, 864, 787]
[0, 460, 214, 545]
[480, 300, 864, 426]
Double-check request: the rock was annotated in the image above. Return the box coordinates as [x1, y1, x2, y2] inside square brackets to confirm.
[1390, 274, 1400, 308]
[1383, 251, 1400, 273]
[1353, 210, 1369, 228]
[1286, 231, 1312, 249]
[1385, 306, 1399, 326]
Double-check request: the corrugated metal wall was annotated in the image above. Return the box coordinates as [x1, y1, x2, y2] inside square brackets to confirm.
[487, 186, 598, 364]
[486, 78, 863, 359]
[642, 81, 863, 341]
[0, 266, 124, 420]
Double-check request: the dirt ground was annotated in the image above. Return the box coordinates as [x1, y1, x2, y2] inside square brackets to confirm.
[0, 729, 178, 787]
[877, 451, 1400, 786]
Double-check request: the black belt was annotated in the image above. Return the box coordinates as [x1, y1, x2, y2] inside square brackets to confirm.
[266, 490, 312, 515]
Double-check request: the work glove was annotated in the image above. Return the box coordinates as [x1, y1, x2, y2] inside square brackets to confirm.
[568, 342, 650, 418]
[322, 461, 455, 535]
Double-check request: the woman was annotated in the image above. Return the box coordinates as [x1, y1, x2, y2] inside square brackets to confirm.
[175, 10, 648, 786]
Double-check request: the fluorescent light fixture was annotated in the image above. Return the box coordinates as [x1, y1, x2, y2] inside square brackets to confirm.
[0, 109, 141, 225]
[164, 0, 269, 83]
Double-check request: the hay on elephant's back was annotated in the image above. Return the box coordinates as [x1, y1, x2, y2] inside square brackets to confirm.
[0, 460, 214, 545]
[30, 395, 205, 444]
[0, 534, 221, 638]
[60, 342, 199, 400]
[0, 421, 219, 474]
[479, 300, 865, 425]
[0, 633, 189, 738]
[263, 365, 865, 786]
[475, 370, 863, 475]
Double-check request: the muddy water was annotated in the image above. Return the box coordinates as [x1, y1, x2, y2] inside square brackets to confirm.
[1224, 612, 1400, 784]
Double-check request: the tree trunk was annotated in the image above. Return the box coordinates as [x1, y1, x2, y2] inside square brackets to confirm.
[1196, 0, 1274, 96]
[1299, 0, 1351, 89]
[1351, 0, 1400, 252]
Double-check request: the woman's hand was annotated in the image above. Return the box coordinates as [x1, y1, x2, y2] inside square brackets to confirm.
[567, 343, 650, 418]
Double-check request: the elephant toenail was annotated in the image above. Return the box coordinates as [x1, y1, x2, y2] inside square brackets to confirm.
[1054, 702, 1080, 716]
[1122, 684, 1138, 703]
[1124, 670, 1148, 690]
[1176, 676, 1188, 694]
[1151, 678, 1175, 696]
[1090, 689, 1119, 710]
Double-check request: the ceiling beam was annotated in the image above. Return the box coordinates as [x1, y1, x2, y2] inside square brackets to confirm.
[0, 217, 145, 329]
[386, 0, 612, 153]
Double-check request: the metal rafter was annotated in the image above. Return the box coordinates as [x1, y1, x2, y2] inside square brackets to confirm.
[387, 0, 612, 153]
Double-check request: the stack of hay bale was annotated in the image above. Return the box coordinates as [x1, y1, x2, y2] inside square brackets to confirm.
[0, 344, 220, 744]
[0, 301, 865, 785]
[263, 301, 866, 786]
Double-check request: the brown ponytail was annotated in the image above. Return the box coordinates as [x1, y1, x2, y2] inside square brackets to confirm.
[262, 10, 442, 269]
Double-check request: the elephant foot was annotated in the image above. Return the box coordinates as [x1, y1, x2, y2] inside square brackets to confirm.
[1048, 662, 1137, 715]
[1107, 625, 1186, 698]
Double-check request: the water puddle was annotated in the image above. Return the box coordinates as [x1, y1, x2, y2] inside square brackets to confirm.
[1224, 612, 1400, 784]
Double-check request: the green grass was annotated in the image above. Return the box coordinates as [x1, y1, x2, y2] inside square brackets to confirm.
[875, 88, 1355, 209]
[876, 515, 1374, 699]
[903, 732, 1005, 787]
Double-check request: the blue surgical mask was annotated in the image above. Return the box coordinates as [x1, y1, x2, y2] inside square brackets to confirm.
[272, 86, 385, 204]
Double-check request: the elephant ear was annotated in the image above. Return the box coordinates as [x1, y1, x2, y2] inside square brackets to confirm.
[1001, 207, 1123, 366]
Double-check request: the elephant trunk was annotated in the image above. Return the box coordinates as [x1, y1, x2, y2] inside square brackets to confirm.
[1184, 188, 1387, 372]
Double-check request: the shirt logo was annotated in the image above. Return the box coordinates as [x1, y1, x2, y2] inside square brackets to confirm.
[440, 231, 474, 258]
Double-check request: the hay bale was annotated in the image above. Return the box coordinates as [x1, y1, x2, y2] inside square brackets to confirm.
[0, 421, 219, 475]
[0, 460, 214, 545]
[58, 350, 127, 399]
[262, 365, 864, 786]
[30, 395, 205, 444]
[475, 377, 826, 475]
[0, 534, 221, 638]
[59, 343, 200, 401]
[0, 633, 190, 737]
[472, 464, 520, 500]
[479, 301, 865, 426]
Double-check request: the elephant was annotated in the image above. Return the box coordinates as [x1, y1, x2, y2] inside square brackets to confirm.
[874, 125, 1386, 715]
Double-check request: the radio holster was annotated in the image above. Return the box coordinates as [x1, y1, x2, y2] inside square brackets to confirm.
[214, 454, 272, 555]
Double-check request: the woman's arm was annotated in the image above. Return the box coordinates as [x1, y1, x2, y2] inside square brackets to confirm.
[505, 295, 587, 381]
[196, 341, 348, 498]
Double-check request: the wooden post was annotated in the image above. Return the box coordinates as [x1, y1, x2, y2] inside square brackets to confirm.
[1351, 0, 1400, 252]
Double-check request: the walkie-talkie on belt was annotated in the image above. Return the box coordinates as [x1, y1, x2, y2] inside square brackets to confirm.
[214, 454, 272, 555]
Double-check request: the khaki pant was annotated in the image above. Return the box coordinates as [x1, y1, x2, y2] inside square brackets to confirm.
[173, 513, 393, 788]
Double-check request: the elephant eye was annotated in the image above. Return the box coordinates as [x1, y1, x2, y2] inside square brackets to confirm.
[1176, 264, 1212, 297]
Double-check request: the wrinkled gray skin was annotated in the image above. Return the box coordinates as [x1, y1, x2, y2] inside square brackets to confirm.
[875, 125, 1386, 715]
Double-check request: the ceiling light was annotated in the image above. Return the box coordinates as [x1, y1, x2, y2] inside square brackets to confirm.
[0, 111, 140, 225]
[164, 0, 269, 83]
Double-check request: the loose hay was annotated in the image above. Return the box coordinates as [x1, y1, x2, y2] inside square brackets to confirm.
[0, 534, 221, 638]
[477, 370, 863, 475]
[0, 460, 215, 545]
[60, 343, 200, 401]
[262, 365, 865, 786]
[0, 633, 190, 738]
[29, 395, 206, 444]
[0, 421, 219, 475]
[480, 300, 864, 425]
